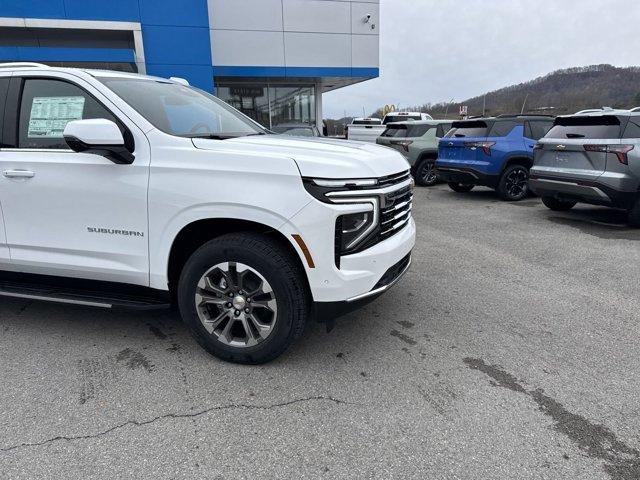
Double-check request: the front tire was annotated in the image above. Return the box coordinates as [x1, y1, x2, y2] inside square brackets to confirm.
[541, 196, 577, 211]
[498, 164, 529, 201]
[177, 233, 308, 364]
[448, 182, 474, 193]
[414, 159, 438, 187]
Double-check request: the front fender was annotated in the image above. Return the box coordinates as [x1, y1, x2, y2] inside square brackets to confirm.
[149, 202, 311, 290]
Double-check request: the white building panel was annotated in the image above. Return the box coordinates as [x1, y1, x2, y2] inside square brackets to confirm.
[211, 30, 285, 67]
[351, 2, 380, 35]
[283, 0, 351, 34]
[208, 0, 379, 70]
[284, 33, 351, 67]
[208, 0, 283, 31]
[352, 34, 378, 67]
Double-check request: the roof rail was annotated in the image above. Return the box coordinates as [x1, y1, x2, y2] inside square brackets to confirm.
[496, 113, 554, 118]
[0, 62, 49, 69]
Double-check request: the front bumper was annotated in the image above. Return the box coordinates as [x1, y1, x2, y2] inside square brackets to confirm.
[282, 197, 416, 303]
[314, 253, 411, 321]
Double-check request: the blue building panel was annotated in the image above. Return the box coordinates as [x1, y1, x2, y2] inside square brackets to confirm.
[0, 0, 67, 19]
[213, 66, 380, 79]
[145, 64, 214, 91]
[62, 0, 140, 22]
[139, 0, 208, 27]
[142, 25, 212, 66]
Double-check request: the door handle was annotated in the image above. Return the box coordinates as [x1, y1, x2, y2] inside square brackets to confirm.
[3, 169, 35, 179]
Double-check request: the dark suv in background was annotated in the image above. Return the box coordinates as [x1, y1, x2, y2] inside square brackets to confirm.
[530, 111, 640, 225]
[436, 115, 554, 200]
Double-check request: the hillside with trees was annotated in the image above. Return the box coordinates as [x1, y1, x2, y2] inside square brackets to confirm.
[370, 64, 640, 120]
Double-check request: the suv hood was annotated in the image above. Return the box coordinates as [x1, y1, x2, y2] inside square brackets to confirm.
[193, 135, 410, 178]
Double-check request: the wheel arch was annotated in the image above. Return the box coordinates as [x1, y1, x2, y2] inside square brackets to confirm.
[163, 218, 310, 299]
[501, 155, 534, 174]
[414, 150, 438, 168]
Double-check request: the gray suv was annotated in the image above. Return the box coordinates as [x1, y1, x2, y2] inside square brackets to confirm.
[529, 111, 640, 225]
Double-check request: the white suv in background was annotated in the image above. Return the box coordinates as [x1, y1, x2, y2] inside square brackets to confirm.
[346, 112, 433, 143]
[0, 63, 415, 364]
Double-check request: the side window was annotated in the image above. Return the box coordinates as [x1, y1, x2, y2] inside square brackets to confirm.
[623, 120, 640, 139]
[437, 123, 452, 138]
[526, 121, 554, 140]
[18, 78, 120, 149]
[487, 121, 518, 137]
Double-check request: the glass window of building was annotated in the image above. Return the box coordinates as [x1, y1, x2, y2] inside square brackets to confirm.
[216, 83, 316, 129]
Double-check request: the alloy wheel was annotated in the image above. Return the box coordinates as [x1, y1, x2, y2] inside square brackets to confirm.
[195, 262, 278, 348]
[505, 167, 528, 199]
[418, 161, 437, 185]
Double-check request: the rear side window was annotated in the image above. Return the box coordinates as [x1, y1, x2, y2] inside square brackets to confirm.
[381, 125, 407, 138]
[487, 121, 518, 137]
[407, 124, 433, 137]
[445, 120, 489, 138]
[622, 119, 640, 139]
[436, 123, 452, 137]
[525, 121, 554, 140]
[18, 78, 121, 149]
[545, 116, 621, 140]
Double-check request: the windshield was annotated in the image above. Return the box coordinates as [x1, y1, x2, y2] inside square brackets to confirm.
[98, 77, 267, 138]
[445, 121, 490, 138]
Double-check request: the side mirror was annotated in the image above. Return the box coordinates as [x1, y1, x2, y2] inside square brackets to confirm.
[63, 119, 134, 164]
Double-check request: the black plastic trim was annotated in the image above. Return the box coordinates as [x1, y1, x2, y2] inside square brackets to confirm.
[2, 76, 22, 148]
[529, 173, 638, 209]
[0, 270, 170, 310]
[436, 166, 499, 188]
[64, 135, 135, 164]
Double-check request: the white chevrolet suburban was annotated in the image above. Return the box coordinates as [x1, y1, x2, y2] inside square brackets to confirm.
[0, 63, 415, 364]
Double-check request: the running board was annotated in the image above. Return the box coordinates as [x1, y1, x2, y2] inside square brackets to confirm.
[0, 274, 171, 310]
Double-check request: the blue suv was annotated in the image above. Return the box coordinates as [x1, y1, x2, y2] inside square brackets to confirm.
[435, 115, 554, 201]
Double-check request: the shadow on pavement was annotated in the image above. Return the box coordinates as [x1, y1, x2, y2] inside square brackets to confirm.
[546, 207, 640, 241]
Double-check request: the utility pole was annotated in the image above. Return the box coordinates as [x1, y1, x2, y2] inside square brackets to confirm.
[521, 93, 529, 114]
[444, 98, 455, 117]
[482, 94, 486, 117]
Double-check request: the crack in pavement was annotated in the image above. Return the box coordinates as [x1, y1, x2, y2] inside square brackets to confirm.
[1, 396, 354, 454]
[464, 357, 640, 480]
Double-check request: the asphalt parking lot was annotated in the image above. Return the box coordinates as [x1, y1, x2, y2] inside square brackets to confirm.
[1, 184, 640, 480]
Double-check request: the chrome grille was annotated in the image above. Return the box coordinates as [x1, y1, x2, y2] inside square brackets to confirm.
[377, 170, 412, 187]
[379, 184, 413, 240]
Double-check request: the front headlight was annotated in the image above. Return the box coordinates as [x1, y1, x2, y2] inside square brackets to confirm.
[303, 177, 380, 258]
[335, 199, 378, 253]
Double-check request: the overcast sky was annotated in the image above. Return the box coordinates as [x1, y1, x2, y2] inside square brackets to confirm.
[324, 0, 640, 118]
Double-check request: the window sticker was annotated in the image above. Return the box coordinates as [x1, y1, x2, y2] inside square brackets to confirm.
[27, 96, 85, 138]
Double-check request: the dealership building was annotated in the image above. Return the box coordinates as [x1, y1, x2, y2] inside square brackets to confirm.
[0, 0, 380, 127]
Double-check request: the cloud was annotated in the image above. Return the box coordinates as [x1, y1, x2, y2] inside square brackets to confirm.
[324, 0, 640, 118]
